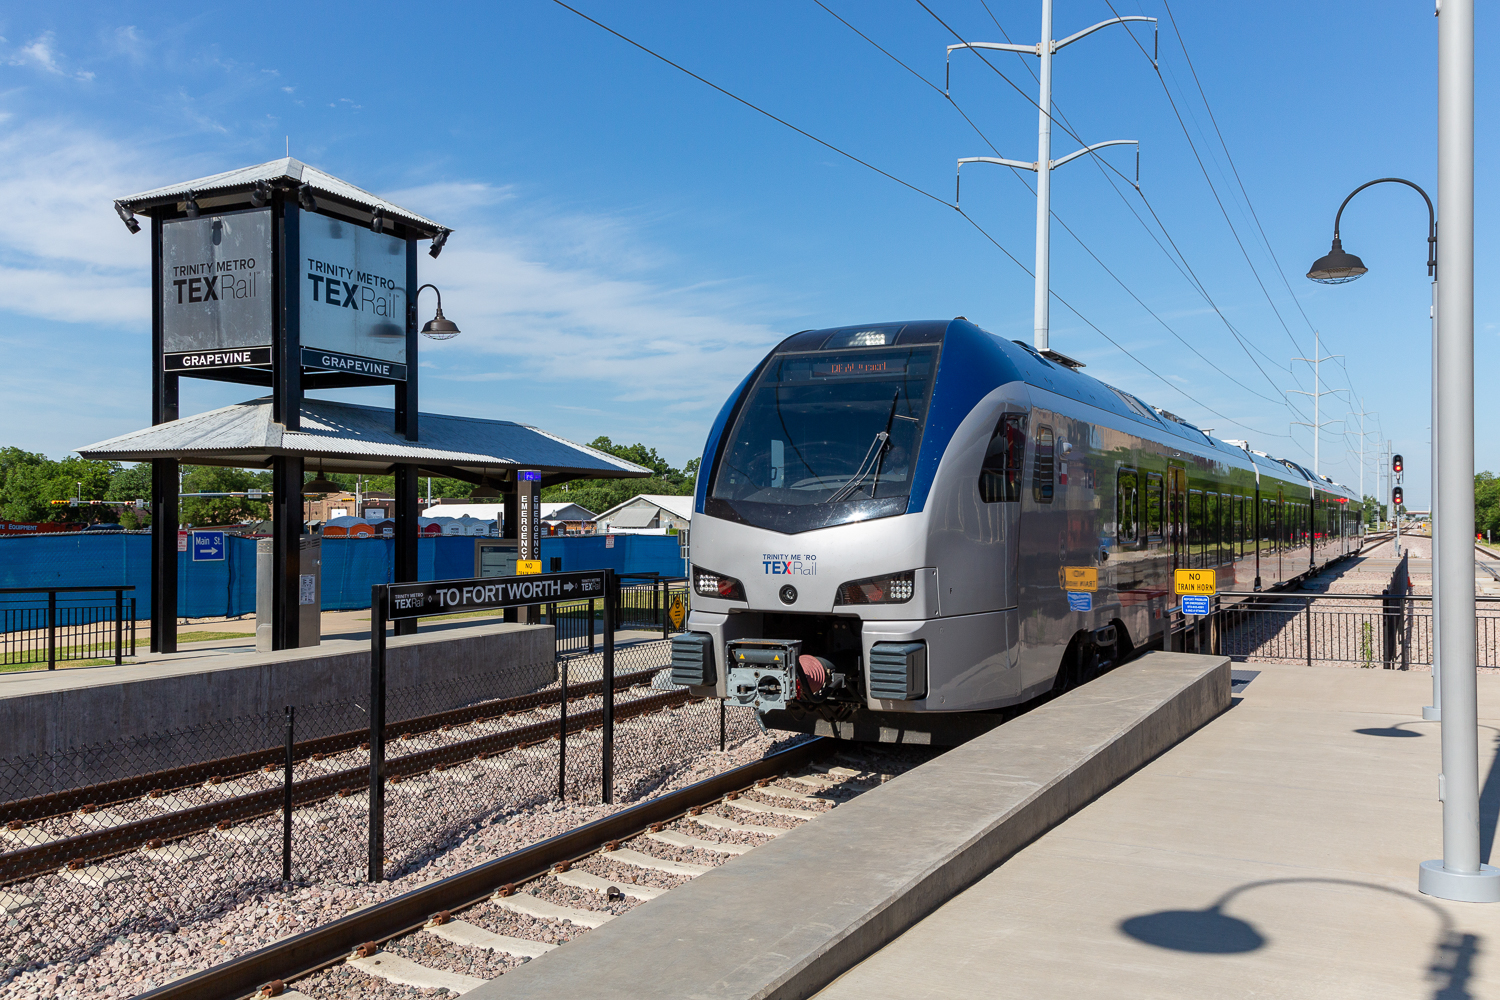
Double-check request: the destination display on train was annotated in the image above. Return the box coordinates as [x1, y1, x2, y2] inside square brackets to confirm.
[384, 570, 606, 619]
[813, 359, 907, 378]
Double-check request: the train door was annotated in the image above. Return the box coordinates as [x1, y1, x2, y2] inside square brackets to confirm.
[1167, 467, 1188, 571]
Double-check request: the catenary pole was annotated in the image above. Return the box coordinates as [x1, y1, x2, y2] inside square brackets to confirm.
[1419, 0, 1498, 901]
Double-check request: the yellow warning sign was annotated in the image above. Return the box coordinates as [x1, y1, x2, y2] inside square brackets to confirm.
[1060, 566, 1098, 592]
[1174, 568, 1217, 595]
[668, 593, 686, 630]
[516, 560, 542, 575]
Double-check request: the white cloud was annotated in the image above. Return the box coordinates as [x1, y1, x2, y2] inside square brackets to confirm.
[8, 32, 93, 81]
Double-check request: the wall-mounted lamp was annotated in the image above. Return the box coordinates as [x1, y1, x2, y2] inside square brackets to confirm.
[298, 185, 317, 212]
[429, 229, 450, 259]
[250, 180, 271, 208]
[184, 191, 200, 219]
[113, 201, 140, 235]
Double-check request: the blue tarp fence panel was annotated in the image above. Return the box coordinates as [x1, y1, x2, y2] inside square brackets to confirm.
[0, 532, 686, 618]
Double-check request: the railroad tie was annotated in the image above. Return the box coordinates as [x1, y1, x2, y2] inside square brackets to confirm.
[647, 830, 752, 855]
[748, 785, 825, 804]
[347, 950, 486, 994]
[723, 798, 819, 820]
[603, 847, 712, 877]
[423, 919, 557, 958]
[689, 814, 787, 836]
[492, 892, 614, 928]
[553, 867, 666, 900]
[0, 890, 36, 914]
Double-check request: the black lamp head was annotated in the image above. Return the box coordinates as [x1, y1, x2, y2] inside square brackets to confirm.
[298, 184, 317, 212]
[1307, 237, 1368, 284]
[421, 303, 461, 341]
[429, 229, 449, 259]
[250, 180, 271, 208]
[370, 205, 385, 234]
[184, 191, 200, 219]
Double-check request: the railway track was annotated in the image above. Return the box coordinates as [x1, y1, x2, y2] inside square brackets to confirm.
[132, 737, 930, 1000]
[0, 670, 679, 886]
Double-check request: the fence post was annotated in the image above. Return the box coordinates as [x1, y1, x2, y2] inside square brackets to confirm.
[588, 599, 595, 654]
[1305, 597, 1313, 666]
[368, 585, 387, 883]
[130, 598, 136, 655]
[114, 589, 124, 666]
[602, 569, 615, 805]
[719, 698, 726, 752]
[661, 579, 669, 640]
[282, 705, 294, 881]
[558, 656, 568, 801]
[46, 590, 56, 670]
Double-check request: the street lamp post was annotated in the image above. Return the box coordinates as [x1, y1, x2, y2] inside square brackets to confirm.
[1307, 0, 1498, 902]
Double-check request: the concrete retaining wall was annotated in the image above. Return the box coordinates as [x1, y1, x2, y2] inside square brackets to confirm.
[471, 650, 1230, 1000]
[0, 623, 555, 794]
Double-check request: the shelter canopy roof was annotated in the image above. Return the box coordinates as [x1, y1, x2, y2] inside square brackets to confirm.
[75, 397, 650, 489]
[116, 157, 447, 238]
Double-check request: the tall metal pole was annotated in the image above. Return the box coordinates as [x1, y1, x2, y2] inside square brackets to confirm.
[1033, 0, 1054, 352]
[1420, 0, 1498, 901]
[1426, 281, 1442, 722]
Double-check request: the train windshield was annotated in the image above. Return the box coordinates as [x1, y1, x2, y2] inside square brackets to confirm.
[709, 346, 938, 531]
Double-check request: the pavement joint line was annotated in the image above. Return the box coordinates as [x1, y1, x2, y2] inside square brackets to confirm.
[647, 830, 752, 855]
[492, 892, 613, 927]
[423, 919, 558, 958]
[347, 951, 486, 994]
[553, 867, 667, 900]
[602, 847, 712, 877]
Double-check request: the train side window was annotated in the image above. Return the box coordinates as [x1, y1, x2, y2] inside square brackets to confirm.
[1188, 489, 1204, 568]
[979, 413, 1027, 503]
[1117, 469, 1139, 545]
[1032, 425, 1054, 503]
[1145, 472, 1163, 539]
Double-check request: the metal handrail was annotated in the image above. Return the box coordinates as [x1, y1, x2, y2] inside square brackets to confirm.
[0, 585, 137, 594]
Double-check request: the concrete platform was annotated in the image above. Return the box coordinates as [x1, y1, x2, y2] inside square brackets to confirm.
[468, 650, 1230, 1000]
[815, 663, 1500, 1000]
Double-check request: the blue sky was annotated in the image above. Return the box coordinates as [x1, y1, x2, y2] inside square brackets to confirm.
[0, 1, 1494, 507]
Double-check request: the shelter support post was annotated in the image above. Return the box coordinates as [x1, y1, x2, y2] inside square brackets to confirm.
[602, 569, 615, 805]
[393, 464, 419, 637]
[368, 585, 387, 883]
[271, 455, 305, 651]
[150, 457, 178, 654]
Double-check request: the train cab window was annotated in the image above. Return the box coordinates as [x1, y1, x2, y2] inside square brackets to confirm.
[979, 413, 1027, 503]
[1032, 425, 1054, 503]
[1117, 469, 1139, 545]
[1145, 472, 1164, 540]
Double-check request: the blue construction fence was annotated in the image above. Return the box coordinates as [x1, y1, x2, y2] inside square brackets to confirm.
[0, 532, 688, 620]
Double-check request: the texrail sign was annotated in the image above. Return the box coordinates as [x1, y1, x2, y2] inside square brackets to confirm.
[384, 570, 606, 620]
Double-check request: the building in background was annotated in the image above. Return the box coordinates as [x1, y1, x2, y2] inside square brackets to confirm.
[594, 495, 692, 535]
[540, 502, 597, 535]
[305, 491, 394, 524]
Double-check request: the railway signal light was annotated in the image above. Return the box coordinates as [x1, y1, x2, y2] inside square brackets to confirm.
[1393, 486, 1404, 506]
[1393, 454, 1404, 474]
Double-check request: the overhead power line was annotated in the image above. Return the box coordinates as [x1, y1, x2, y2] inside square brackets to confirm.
[549, 0, 1290, 438]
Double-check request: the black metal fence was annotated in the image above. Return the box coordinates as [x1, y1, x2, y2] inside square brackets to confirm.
[1178, 592, 1500, 669]
[541, 575, 689, 657]
[0, 586, 136, 670]
[0, 614, 753, 980]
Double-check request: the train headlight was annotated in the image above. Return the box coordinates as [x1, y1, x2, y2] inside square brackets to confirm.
[693, 566, 746, 601]
[834, 570, 916, 605]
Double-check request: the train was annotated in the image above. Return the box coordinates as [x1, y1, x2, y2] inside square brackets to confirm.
[669, 318, 1362, 743]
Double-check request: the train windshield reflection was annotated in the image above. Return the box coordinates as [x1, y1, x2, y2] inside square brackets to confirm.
[711, 347, 938, 506]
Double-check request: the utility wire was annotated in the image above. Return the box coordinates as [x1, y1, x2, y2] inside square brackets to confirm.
[550, 0, 1286, 437]
[914, 0, 1311, 430]
[815, 2, 1289, 407]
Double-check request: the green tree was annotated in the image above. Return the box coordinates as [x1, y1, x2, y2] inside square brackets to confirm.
[179, 466, 273, 527]
[1359, 494, 1386, 528]
[0, 453, 119, 523]
[540, 437, 697, 514]
[1477, 472, 1500, 539]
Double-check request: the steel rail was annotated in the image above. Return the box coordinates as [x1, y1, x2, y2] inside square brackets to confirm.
[0, 687, 695, 885]
[134, 737, 829, 1000]
[0, 666, 662, 825]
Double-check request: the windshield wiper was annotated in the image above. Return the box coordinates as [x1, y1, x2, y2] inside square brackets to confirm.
[826, 392, 899, 504]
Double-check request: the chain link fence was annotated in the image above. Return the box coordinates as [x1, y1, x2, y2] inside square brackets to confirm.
[0, 616, 754, 980]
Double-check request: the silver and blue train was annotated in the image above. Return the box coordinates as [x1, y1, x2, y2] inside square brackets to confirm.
[671, 318, 1361, 743]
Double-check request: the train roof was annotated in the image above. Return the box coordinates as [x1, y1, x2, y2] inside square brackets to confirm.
[766, 319, 1357, 502]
